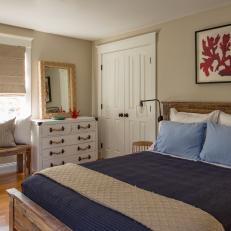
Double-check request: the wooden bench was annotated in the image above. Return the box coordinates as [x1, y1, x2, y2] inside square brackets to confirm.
[0, 145, 31, 177]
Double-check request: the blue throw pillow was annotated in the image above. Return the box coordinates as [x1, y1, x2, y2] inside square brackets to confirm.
[154, 121, 206, 160]
[200, 122, 231, 166]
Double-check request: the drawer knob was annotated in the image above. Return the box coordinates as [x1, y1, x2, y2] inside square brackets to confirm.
[50, 126, 65, 133]
[78, 124, 91, 129]
[78, 135, 91, 141]
[49, 149, 65, 156]
[78, 145, 91, 151]
[79, 155, 91, 161]
[49, 139, 64, 145]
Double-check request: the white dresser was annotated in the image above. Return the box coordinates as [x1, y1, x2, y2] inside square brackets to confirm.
[32, 117, 98, 171]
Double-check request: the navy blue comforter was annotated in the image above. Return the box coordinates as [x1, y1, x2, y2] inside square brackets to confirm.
[22, 152, 231, 231]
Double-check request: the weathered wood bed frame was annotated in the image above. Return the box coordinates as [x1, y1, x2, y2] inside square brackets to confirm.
[7, 101, 231, 231]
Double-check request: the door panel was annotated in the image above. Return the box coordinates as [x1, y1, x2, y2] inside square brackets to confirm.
[124, 45, 156, 153]
[101, 52, 125, 158]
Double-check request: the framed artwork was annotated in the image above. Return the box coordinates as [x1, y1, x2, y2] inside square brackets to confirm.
[45, 76, 52, 103]
[195, 24, 231, 84]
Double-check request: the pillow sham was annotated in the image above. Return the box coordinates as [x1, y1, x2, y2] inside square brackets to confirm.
[149, 120, 164, 148]
[170, 108, 219, 123]
[200, 122, 231, 166]
[0, 118, 16, 147]
[154, 121, 206, 160]
[218, 111, 231, 126]
[14, 116, 32, 144]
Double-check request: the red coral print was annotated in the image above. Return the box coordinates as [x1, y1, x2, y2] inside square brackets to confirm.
[200, 33, 231, 77]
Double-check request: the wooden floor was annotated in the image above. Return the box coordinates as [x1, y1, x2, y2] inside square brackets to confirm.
[0, 172, 23, 231]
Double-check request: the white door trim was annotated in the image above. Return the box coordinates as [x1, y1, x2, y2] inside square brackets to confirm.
[97, 32, 156, 54]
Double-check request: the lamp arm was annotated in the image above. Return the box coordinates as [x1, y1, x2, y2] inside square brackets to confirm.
[139, 99, 163, 122]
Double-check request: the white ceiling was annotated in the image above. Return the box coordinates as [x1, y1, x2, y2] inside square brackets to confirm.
[0, 0, 230, 41]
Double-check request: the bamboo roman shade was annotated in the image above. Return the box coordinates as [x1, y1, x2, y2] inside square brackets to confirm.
[0, 44, 26, 94]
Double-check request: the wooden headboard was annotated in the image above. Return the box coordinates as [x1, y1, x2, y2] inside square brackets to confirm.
[162, 101, 231, 120]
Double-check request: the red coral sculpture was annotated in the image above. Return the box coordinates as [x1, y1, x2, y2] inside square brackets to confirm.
[200, 33, 231, 77]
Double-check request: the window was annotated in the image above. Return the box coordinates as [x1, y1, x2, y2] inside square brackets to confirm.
[0, 33, 32, 122]
[0, 96, 25, 121]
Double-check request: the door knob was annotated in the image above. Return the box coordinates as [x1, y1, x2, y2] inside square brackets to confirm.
[124, 113, 129, 117]
[118, 113, 123, 117]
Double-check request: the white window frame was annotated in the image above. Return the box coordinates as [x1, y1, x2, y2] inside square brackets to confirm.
[0, 33, 33, 115]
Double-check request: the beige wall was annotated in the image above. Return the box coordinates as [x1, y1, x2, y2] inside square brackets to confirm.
[93, 4, 231, 115]
[0, 24, 92, 165]
[32, 32, 92, 117]
[0, 23, 92, 118]
[1, 4, 231, 165]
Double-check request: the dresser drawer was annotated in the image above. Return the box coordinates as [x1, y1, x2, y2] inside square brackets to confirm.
[42, 145, 77, 160]
[76, 152, 97, 164]
[42, 123, 71, 137]
[76, 142, 96, 155]
[71, 121, 96, 133]
[42, 133, 96, 149]
[42, 155, 75, 169]
[76, 131, 96, 144]
[42, 135, 76, 149]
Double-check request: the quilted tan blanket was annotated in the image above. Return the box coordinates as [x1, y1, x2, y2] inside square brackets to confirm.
[38, 163, 224, 231]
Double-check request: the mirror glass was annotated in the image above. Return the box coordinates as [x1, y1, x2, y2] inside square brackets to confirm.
[45, 67, 69, 114]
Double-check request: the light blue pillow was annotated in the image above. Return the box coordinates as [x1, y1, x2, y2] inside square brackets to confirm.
[154, 121, 206, 160]
[200, 122, 231, 166]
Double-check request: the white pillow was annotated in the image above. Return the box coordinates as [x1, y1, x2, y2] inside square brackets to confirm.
[14, 116, 32, 144]
[218, 111, 231, 126]
[150, 120, 164, 147]
[170, 108, 219, 123]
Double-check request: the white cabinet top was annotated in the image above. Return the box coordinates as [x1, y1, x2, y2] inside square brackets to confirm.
[32, 117, 96, 125]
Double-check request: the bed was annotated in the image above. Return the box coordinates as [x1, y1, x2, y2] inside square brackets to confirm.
[7, 101, 231, 231]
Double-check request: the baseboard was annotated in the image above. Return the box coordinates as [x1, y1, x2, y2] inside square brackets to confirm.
[0, 162, 17, 174]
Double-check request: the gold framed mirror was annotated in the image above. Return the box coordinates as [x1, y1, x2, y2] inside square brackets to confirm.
[39, 61, 76, 119]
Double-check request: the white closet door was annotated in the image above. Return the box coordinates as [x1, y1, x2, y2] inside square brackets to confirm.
[124, 45, 156, 154]
[98, 33, 156, 159]
[101, 52, 125, 158]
